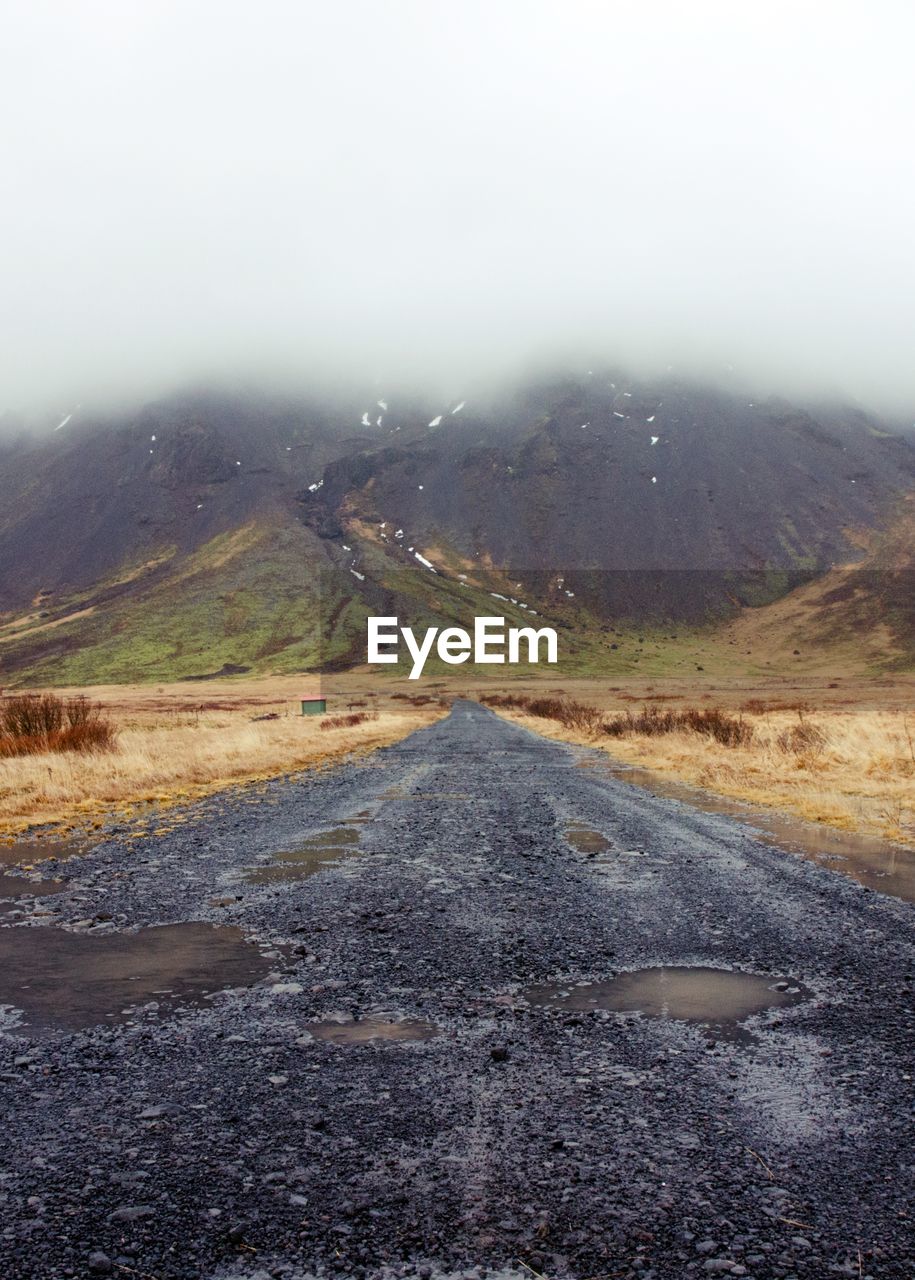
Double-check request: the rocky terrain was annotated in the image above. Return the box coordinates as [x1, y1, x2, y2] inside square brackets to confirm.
[1, 703, 912, 1278]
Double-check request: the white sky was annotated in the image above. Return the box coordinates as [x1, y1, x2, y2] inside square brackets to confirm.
[3, 0, 915, 414]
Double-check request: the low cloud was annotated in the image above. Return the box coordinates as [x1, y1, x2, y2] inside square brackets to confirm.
[3, 1, 915, 419]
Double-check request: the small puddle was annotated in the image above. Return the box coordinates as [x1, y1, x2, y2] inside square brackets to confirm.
[0, 834, 96, 869]
[245, 827, 361, 885]
[565, 823, 612, 856]
[0, 923, 274, 1034]
[306, 1015, 439, 1045]
[523, 966, 806, 1037]
[605, 764, 915, 905]
[0, 872, 65, 901]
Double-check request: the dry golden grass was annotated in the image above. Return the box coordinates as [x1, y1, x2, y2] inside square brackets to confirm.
[0, 674, 447, 836]
[5, 667, 914, 851]
[471, 674, 915, 847]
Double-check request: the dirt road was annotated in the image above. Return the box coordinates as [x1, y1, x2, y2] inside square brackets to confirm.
[1, 702, 913, 1279]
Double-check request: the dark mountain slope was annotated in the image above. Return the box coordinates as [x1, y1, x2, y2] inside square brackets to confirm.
[303, 374, 915, 621]
[1, 375, 913, 684]
[0, 390, 383, 613]
[356, 383, 913, 570]
[721, 492, 915, 672]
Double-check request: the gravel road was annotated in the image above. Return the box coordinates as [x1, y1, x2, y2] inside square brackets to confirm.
[1, 701, 913, 1280]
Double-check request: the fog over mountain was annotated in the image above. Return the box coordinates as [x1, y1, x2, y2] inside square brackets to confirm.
[3, 1, 915, 420]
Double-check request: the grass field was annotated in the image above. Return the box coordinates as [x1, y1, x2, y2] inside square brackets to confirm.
[0, 675, 446, 837]
[475, 674, 915, 847]
[3, 669, 913, 852]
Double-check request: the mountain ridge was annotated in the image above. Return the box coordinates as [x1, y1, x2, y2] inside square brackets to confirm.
[1, 374, 913, 684]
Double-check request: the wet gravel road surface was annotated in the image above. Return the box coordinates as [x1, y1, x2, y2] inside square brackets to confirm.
[1, 701, 913, 1279]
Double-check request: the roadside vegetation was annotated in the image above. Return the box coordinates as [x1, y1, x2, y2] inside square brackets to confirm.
[0, 693, 116, 757]
[319, 711, 377, 731]
[0, 676, 448, 836]
[480, 694, 754, 747]
[479, 679, 915, 846]
[4, 669, 913, 852]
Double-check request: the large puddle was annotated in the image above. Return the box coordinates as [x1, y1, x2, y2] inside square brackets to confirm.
[0, 923, 274, 1034]
[523, 967, 806, 1037]
[245, 827, 361, 885]
[601, 763, 915, 905]
[305, 1015, 439, 1045]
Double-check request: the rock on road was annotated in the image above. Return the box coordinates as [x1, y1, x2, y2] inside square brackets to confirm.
[1, 701, 913, 1279]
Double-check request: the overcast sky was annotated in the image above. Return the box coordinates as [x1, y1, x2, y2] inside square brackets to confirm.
[3, 1, 915, 417]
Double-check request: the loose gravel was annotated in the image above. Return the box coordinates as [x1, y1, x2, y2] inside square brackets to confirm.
[1, 701, 913, 1279]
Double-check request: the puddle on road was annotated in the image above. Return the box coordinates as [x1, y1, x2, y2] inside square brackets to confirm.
[0, 837, 90, 914]
[0, 834, 96, 869]
[523, 966, 806, 1036]
[245, 827, 361, 885]
[0, 872, 65, 901]
[306, 1015, 439, 1045]
[0, 923, 273, 1034]
[751, 817, 915, 904]
[602, 763, 915, 905]
[565, 823, 612, 856]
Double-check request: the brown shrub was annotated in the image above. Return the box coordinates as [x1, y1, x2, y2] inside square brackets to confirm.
[603, 705, 679, 737]
[679, 707, 754, 747]
[741, 698, 811, 714]
[480, 693, 604, 734]
[603, 704, 753, 748]
[525, 696, 567, 721]
[543, 697, 605, 733]
[776, 719, 827, 755]
[319, 711, 378, 731]
[479, 693, 531, 711]
[0, 693, 117, 757]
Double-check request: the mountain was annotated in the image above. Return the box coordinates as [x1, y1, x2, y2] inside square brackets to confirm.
[719, 490, 915, 672]
[0, 374, 913, 685]
[303, 376, 915, 620]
